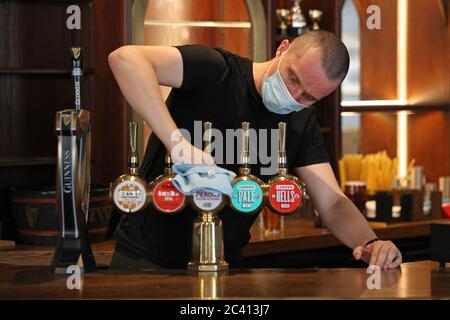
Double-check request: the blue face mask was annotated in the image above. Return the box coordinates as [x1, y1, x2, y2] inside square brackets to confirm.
[262, 47, 309, 114]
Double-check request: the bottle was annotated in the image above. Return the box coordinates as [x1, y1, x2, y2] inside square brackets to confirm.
[190, 122, 225, 213]
[110, 122, 150, 214]
[149, 152, 186, 214]
[265, 122, 306, 216]
[229, 122, 265, 215]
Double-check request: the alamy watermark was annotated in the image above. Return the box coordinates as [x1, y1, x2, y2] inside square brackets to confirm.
[366, 265, 381, 290]
[171, 121, 280, 175]
[366, 5, 381, 30]
[66, 5, 81, 30]
[66, 265, 81, 290]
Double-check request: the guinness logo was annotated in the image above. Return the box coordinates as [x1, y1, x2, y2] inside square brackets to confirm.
[25, 207, 39, 228]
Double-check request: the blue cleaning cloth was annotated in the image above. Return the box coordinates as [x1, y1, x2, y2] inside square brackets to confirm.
[171, 163, 236, 197]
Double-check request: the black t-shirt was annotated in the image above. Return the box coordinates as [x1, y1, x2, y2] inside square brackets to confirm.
[114, 45, 329, 268]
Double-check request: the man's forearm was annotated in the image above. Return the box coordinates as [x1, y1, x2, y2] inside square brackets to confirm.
[319, 196, 378, 250]
[108, 47, 179, 151]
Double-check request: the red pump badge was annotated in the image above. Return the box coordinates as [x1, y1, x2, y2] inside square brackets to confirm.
[152, 180, 185, 213]
[268, 180, 302, 213]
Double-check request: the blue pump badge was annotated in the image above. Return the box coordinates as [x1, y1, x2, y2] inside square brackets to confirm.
[231, 180, 264, 213]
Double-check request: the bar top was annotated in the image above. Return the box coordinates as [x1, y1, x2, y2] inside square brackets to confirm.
[0, 255, 448, 299]
[2, 218, 445, 258]
[244, 218, 446, 256]
[0, 218, 448, 299]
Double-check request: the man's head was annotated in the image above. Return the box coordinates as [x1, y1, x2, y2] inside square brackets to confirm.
[266, 30, 350, 106]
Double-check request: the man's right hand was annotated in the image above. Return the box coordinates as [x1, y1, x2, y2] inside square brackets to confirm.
[170, 138, 215, 165]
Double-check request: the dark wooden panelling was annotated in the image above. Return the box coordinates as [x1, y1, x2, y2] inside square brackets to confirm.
[144, 25, 251, 57]
[408, 111, 450, 182]
[0, 75, 92, 159]
[0, 0, 130, 184]
[0, 1, 92, 70]
[220, 27, 252, 58]
[360, 112, 397, 157]
[223, 0, 251, 22]
[222, 0, 252, 57]
[263, 0, 276, 59]
[356, 0, 449, 182]
[407, 0, 449, 105]
[448, 0, 450, 173]
[144, 26, 219, 47]
[145, 0, 249, 22]
[358, 0, 398, 100]
[0, 0, 131, 240]
[91, 0, 131, 184]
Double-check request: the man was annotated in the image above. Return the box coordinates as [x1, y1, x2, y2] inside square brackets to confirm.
[108, 30, 402, 270]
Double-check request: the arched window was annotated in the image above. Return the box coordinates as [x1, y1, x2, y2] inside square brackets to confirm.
[341, 0, 361, 154]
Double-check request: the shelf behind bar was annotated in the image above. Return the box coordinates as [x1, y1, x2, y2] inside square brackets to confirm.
[340, 104, 449, 113]
[0, 69, 94, 75]
[0, 158, 56, 168]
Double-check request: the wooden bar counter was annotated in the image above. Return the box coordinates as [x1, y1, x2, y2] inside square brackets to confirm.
[0, 218, 448, 299]
[245, 218, 445, 257]
[0, 257, 448, 299]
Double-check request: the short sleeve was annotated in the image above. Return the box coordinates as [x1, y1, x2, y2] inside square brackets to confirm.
[290, 109, 329, 168]
[174, 45, 228, 91]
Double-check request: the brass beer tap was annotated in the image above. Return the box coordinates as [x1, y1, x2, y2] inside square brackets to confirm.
[229, 122, 265, 215]
[188, 122, 228, 272]
[149, 152, 186, 214]
[110, 122, 151, 214]
[265, 122, 306, 216]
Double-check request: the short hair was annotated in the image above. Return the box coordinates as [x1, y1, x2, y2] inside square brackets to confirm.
[289, 30, 350, 81]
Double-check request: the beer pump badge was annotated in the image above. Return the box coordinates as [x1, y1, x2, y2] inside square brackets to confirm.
[114, 181, 147, 213]
[152, 180, 185, 213]
[231, 180, 264, 213]
[193, 190, 223, 211]
[268, 180, 302, 213]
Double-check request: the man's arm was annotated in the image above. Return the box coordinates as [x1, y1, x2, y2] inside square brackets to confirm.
[108, 45, 213, 164]
[295, 163, 402, 269]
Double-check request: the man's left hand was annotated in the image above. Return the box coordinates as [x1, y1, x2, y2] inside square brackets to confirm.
[353, 240, 402, 269]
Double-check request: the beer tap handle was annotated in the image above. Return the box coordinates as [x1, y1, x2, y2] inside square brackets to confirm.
[241, 122, 250, 166]
[165, 152, 172, 165]
[128, 121, 139, 174]
[129, 122, 137, 153]
[70, 47, 83, 111]
[278, 122, 287, 168]
[164, 151, 173, 174]
[71, 47, 83, 70]
[203, 121, 213, 154]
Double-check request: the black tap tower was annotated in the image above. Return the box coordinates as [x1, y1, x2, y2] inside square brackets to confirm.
[50, 47, 96, 274]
